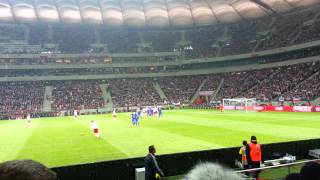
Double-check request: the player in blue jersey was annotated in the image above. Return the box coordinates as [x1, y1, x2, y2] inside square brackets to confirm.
[131, 113, 136, 126]
[147, 107, 151, 117]
[150, 107, 154, 117]
[137, 110, 142, 119]
[135, 112, 140, 126]
[131, 112, 139, 126]
[158, 106, 163, 118]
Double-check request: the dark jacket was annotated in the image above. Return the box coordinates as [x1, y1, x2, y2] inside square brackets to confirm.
[145, 153, 164, 180]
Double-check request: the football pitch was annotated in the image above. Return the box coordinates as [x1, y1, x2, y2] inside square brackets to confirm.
[0, 109, 320, 168]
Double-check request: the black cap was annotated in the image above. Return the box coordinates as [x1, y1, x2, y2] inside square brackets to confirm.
[242, 140, 247, 146]
[251, 136, 257, 140]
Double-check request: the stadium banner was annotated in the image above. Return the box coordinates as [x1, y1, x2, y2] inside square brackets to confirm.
[223, 105, 320, 112]
[293, 106, 313, 112]
[199, 91, 214, 96]
[314, 107, 320, 112]
[262, 106, 293, 112]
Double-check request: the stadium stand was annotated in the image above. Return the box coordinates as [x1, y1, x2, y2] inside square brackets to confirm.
[108, 79, 161, 107]
[52, 81, 104, 111]
[245, 62, 320, 102]
[214, 69, 273, 101]
[0, 82, 44, 119]
[158, 76, 206, 104]
[0, 60, 319, 117]
[283, 64, 320, 102]
[201, 74, 222, 91]
[0, 3, 320, 117]
[0, 59, 319, 117]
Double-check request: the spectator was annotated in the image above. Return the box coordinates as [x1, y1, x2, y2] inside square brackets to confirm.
[285, 173, 301, 180]
[184, 162, 244, 180]
[0, 159, 57, 180]
[239, 140, 249, 170]
[300, 161, 320, 180]
[246, 136, 262, 178]
[145, 145, 164, 180]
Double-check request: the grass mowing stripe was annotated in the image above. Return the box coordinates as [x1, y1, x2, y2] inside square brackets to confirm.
[16, 117, 127, 167]
[0, 110, 319, 167]
[141, 117, 293, 147]
[74, 115, 131, 157]
[163, 111, 320, 140]
[0, 119, 39, 162]
[80, 114, 222, 157]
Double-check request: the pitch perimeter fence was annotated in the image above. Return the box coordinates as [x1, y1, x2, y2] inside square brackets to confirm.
[52, 138, 320, 180]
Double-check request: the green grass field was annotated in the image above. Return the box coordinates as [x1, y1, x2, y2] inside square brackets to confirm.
[0, 109, 320, 168]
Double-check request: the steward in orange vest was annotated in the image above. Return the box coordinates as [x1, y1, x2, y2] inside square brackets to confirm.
[246, 136, 262, 169]
[246, 136, 262, 178]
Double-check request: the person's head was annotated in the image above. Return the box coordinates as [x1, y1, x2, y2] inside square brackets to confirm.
[242, 140, 247, 146]
[185, 162, 244, 180]
[300, 161, 320, 180]
[251, 136, 257, 144]
[148, 145, 156, 154]
[0, 159, 57, 180]
[284, 173, 301, 180]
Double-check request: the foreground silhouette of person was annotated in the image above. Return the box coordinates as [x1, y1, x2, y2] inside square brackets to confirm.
[185, 162, 244, 180]
[0, 159, 57, 180]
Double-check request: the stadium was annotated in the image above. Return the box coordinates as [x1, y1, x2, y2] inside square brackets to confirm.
[0, 0, 320, 179]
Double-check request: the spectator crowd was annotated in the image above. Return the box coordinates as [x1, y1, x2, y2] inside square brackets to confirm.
[0, 61, 319, 118]
[52, 81, 104, 111]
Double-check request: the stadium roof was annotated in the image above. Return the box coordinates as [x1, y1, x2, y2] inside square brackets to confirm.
[0, 0, 318, 27]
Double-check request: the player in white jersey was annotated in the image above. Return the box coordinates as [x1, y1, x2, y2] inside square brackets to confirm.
[27, 114, 31, 126]
[112, 108, 117, 120]
[153, 106, 158, 117]
[91, 120, 100, 138]
[73, 110, 78, 119]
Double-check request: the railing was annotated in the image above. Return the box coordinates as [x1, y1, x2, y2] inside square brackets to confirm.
[236, 159, 320, 180]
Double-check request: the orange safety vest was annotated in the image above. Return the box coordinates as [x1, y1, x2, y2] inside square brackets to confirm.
[249, 143, 262, 162]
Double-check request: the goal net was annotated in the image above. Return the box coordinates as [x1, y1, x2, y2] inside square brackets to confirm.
[222, 98, 257, 112]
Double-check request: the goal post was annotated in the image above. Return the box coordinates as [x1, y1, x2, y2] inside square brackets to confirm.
[222, 98, 257, 112]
